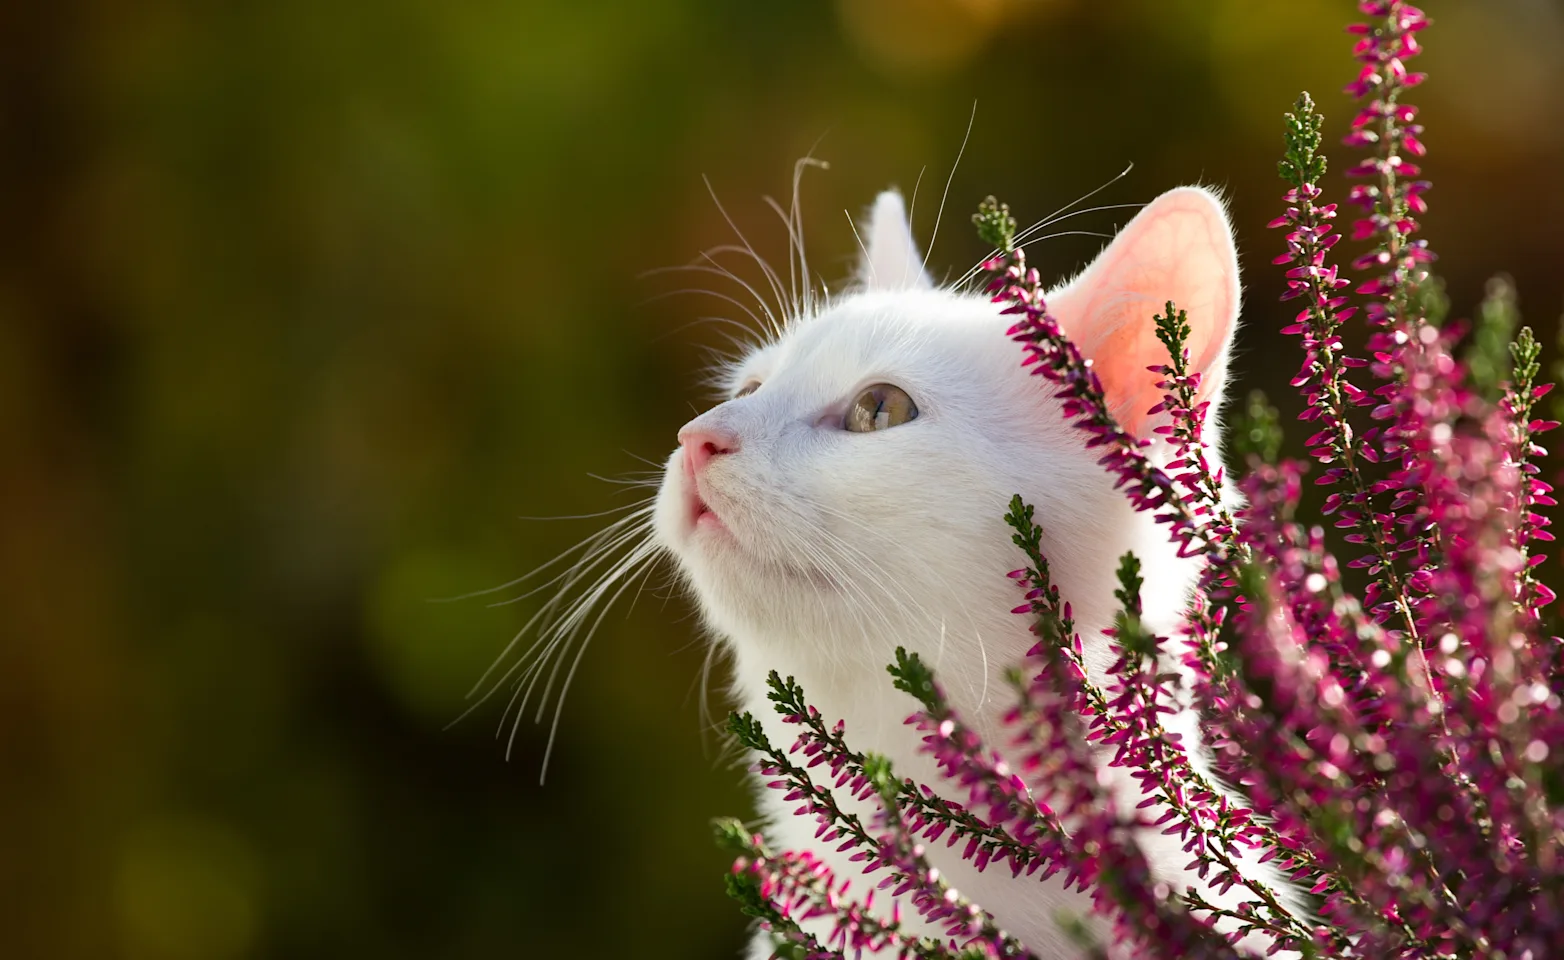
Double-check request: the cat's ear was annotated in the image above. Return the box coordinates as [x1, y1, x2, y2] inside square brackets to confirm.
[858, 189, 933, 291]
[1047, 186, 1240, 436]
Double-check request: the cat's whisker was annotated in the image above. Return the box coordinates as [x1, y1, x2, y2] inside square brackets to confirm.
[483, 510, 655, 608]
[1033, 161, 1135, 234]
[654, 314, 766, 350]
[952, 223, 1124, 291]
[1010, 201, 1146, 248]
[434, 503, 654, 610]
[804, 514, 929, 620]
[513, 501, 655, 522]
[620, 450, 672, 472]
[697, 255, 785, 337]
[826, 538, 969, 686]
[529, 539, 662, 720]
[905, 164, 928, 239]
[703, 176, 789, 338]
[638, 281, 771, 338]
[694, 639, 728, 753]
[701, 242, 790, 326]
[584, 472, 663, 491]
[761, 195, 815, 324]
[786, 152, 829, 319]
[843, 208, 874, 288]
[783, 526, 891, 654]
[952, 230, 1116, 293]
[488, 527, 660, 771]
[453, 508, 657, 727]
[791, 517, 931, 665]
[644, 262, 776, 335]
[975, 627, 990, 712]
[753, 514, 879, 666]
[533, 547, 662, 782]
[1022, 229, 1113, 245]
[951, 164, 1136, 288]
[695, 333, 764, 377]
[919, 101, 977, 279]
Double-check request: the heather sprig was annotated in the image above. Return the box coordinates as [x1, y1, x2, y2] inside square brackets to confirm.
[976, 203, 1226, 569]
[1343, 1, 1446, 642]
[1270, 90, 1419, 647]
[1004, 501, 1311, 949]
[895, 647, 1243, 960]
[718, 4, 1564, 956]
[1148, 301, 1248, 677]
[727, 676, 1032, 956]
[718, 821, 990, 960]
[980, 212, 1242, 697]
[1500, 323, 1559, 619]
[1150, 300, 1240, 550]
[1232, 467, 1481, 952]
[1219, 559, 1477, 955]
[1100, 554, 1315, 949]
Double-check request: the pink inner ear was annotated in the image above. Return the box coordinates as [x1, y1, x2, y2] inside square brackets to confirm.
[1047, 188, 1239, 436]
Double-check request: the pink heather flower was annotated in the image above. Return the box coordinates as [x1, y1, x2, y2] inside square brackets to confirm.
[1342, 1, 1442, 636]
[719, 4, 1564, 957]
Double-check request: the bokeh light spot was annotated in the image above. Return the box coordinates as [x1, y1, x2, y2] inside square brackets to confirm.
[836, 0, 1007, 79]
[115, 817, 260, 960]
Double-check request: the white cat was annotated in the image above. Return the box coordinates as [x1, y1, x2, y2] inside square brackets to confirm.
[652, 185, 1283, 958]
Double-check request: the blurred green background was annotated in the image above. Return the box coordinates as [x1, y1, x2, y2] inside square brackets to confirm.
[2, 1, 1561, 957]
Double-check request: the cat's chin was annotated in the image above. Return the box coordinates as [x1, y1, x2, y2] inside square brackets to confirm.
[656, 506, 846, 644]
[671, 536, 839, 595]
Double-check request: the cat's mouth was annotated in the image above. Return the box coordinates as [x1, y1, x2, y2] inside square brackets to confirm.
[687, 480, 727, 533]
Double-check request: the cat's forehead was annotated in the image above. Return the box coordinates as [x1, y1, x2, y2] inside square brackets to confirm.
[736, 289, 994, 384]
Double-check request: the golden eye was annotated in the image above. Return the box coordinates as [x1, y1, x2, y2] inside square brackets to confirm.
[845, 383, 918, 433]
[734, 381, 760, 399]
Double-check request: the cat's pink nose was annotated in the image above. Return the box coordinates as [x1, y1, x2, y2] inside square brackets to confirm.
[679, 426, 740, 478]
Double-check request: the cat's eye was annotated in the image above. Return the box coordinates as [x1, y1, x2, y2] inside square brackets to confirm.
[845, 383, 919, 433]
[734, 381, 760, 399]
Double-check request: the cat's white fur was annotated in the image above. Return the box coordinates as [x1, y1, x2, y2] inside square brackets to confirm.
[654, 186, 1286, 957]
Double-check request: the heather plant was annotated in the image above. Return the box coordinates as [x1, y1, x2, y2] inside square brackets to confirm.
[714, 3, 1564, 957]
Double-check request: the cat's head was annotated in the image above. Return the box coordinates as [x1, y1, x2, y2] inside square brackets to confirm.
[654, 187, 1240, 670]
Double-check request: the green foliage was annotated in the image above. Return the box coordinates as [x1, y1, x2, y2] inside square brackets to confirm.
[1233, 390, 1284, 465]
[863, 752, 897, 801]
[728, 708, 771, 753]
[722, 871, 811, 954]
[1003, 494, 1080, 659]
[1467, 275, 1521, 402]
[711, 816, 755, 857]
[1414, 273, 1451, 329]
[1113, 552, 1144, 618]
[1512, 324, 1542, 391]
[1111, 553, 1159, 661]
[1278, 92, 1327, 188]
[1005, 494, 1045, 562]
[889, 647, 941, 714]
[1153, 301, 1191, 368]
[973, 195, 1018, 251]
